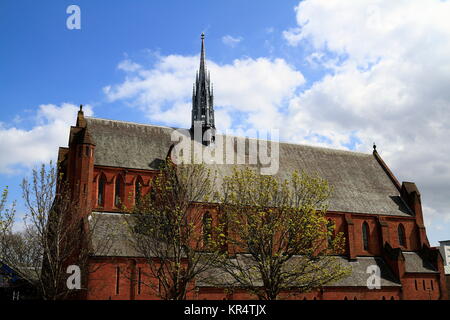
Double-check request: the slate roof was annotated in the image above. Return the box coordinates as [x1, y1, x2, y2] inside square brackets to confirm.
[195, 255, 401, 288]
[403, 251, 439, 274]
[0, 261, 39, 285]
[85, 117, 411, 216]
[444, 265, 450, 275]
[90, 213, 401, 288]
[327, 256, 400, 287]
[90, 212, 141, 257]
[90, 212, 181, 258]
[85, 117, 176, 171]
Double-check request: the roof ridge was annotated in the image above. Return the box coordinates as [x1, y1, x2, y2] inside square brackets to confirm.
[85, 116, 371, 156]
[372, 150, 402, 191]
[85, 116, 179, 130]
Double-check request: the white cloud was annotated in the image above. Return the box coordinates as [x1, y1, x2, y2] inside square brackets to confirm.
[0, 103, 93, 174]
[104, 55, 304, 133]
[281, 0, 450, 239]
[117, 59, 142, 72]
[222, 35, 243, 48]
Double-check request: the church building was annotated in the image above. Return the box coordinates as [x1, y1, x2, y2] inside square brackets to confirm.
[57, 34, 448, 300]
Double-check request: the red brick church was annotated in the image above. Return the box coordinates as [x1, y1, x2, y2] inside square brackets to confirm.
[57, 34, 448, 300]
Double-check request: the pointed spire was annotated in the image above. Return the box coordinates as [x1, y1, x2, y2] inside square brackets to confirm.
[191, 33, 215, 145]
[200, 32, 206, 74]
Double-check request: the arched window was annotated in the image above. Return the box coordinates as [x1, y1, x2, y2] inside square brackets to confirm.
[115, 175, 124, 208]
[415, 280, 418, 290]
[327, 219, 334, 248]
[203, 211, 212, 245]
[362, 222, 370, 251]
[135, 177, 142, 205]
[398, 224, 406, 247]
[98, 174, 106, 206]
[390, 296, 395, 300]
[382, 296, 386, 300]
[149, 177, 157, 202]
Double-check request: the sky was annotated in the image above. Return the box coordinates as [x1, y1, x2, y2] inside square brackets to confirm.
[1, 0, 449, 245]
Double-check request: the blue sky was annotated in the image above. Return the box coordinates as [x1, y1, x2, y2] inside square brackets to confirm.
[0, 0, 306, 121]
[1, 0, 450, 245]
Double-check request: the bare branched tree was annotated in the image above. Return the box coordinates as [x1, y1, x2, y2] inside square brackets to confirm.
[1, 162, 114, 300]
[0, 187, 20, 272]
[0, 187, 15, 232]
[0, 187, 16, 249]
[128, 160, 225, 300]
[212, 167, 350, 300]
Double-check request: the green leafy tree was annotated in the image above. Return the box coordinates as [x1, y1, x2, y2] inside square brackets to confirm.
[213, 167, 350, 300]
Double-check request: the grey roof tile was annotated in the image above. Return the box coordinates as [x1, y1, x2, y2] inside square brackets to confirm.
[90, 212, 142, 257]
[444, 265, 450, 275]
[326, 256, 400, 287]
[403, 251, 438, 274]
[196, 255, 401, 288]
[85, 117, 411, 216]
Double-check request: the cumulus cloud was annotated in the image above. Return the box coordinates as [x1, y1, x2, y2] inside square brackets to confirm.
[0, 103, 93, 174]
[104, 55, 304, 133]
[222, 35, 243, 47]
[282, 0, 450, 238]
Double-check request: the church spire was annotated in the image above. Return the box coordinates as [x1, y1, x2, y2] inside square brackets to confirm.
[200, 32, 206, 78]
[191, 33, 215, 145]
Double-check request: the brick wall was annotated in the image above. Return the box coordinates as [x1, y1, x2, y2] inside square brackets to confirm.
[446, 275, 450, 300]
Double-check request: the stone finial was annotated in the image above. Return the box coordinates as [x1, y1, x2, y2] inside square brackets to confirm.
[373, 142, 377, 152]
[76, 104, 86, 128]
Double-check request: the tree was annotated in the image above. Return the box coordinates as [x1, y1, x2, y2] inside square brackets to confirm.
[128, 160, 224, 300]
[212, 167, 350, 300]
[0, 186, 18, 271]
[1, 162, 114, 300]
[0, 186, 15, 240]
[1, 186, 41, 298]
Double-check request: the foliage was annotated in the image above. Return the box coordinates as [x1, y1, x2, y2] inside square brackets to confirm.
[213, 167, 350, 300]
[128, 159, 224, 300]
